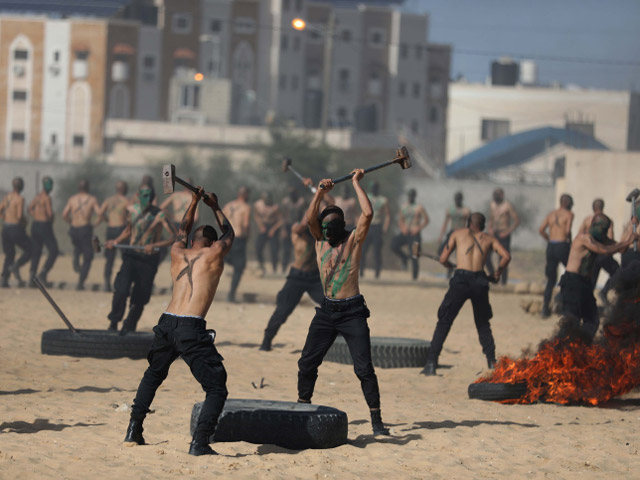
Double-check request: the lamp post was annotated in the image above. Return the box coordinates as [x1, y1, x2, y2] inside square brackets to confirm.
[292, 12, 335, 145]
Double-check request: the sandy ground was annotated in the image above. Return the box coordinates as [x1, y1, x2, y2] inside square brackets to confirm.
[1, 254, 639, 479]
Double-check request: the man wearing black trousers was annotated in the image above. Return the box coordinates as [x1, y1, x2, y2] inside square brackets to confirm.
[296, 169, 390, 436]
[391, 188, 429, 280]
[28, 176, 58, 287]
[0, 177, 31, 287]
[124, 186, 234, 456]
[361, 181, 390, 278]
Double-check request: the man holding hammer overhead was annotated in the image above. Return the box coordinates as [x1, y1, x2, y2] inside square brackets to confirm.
[106, 184, 176, 334]
[124, 186, 234, 456]
[296, 169, 390, 436]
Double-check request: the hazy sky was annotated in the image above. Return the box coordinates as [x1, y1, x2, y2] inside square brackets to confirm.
[404, 0, 640, 90]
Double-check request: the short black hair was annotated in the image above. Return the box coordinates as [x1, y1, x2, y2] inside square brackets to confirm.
[592, 198, 604, 211]
[194, 225, 218, 243]
[318, 205, 344, 222]
[469, 212, 486, 231]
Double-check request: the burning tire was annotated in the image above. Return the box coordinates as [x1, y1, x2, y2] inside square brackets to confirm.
[41, 329, 153, 359]
[190, 399, 348, 450]
[324, 336, 430, 369]
[468, 382, 527, 401]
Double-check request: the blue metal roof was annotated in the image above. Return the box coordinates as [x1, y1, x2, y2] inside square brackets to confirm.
[0, 0, 132, 18]
[445, 126, 608, 177]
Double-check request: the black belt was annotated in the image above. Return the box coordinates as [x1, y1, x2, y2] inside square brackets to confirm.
[289, 267, 320, 278]
[160, 314, 206, 329]
[321, 294, 364, 312]
[454, 269, 486, 277]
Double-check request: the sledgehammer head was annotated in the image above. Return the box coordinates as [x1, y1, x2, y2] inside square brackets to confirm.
[92, 236, 102, 253]
[162, 164, 176, 194]
[282, 157, 292, 172]
[626, 188, 640, 203]
[395, 146, 411, 170]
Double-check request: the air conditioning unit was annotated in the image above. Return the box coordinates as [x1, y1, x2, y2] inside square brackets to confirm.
[13, 65, 25, 77]
[48, 64, 60, 76]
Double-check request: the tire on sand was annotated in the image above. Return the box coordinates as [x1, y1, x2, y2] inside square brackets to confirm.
[324, 336, 430, 369]
[191, 399, 348, 450]
[41, 329, 154, 359]
[468, 382, 527, 401]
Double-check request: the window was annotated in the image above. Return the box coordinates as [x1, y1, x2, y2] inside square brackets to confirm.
[341, 29, 352, 43]
[291, 75, 299, 91]
[368, 28, 385, 48]
[337, 107, 348, 127]
[398, 81, 406, 97]
[14, 50, 28, 60]
[412, 82, 421, 98]
[73, 50, 89, 79]
[293, 35, 301, 51]
[415, 45, 423, 60]
[400, 43, 408, 59]
[234, 17, 256, 35]
[11, 131, 25, 142]
[12, 90, 27, 101]
[173, 14, 193, 34]
[180, 85, 200, 108]
[281, 34, 289, 51]
[308, 28, 323, 44]
[429, 78, 443, 98]
[73, 135, 84, 147]
[368, 71, 382, 96]
[429, 106, 439, 123]
[75, 50, 89, 60]
[338, 68, 350, 92]
[210, 18, 222, 33]
[51, 133, 57, 145]
[481, 118, 510, 141]
[53, 51, 60, 62]
[143, 55, 156, 69]
[279, 74, 287, 90]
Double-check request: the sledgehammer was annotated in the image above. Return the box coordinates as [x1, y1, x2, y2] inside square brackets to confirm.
[92, 236, 159, 253]
[282, 158, 317, 194]
[626, 188, 640, 252]
[320, 146, 411, 189]
[163, 164, 198, 195]
[411, 241, 456, 267]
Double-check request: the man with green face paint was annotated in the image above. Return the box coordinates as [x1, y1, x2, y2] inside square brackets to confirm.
[560, 213, 638, 340]
[28, 176, 59, 287]
[106, 184, 176, 334]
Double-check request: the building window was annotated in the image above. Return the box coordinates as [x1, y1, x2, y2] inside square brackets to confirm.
[51, 133, 57, 145]
[11, 131, 25, 142]
[368, 28, 385, 48]
[281, 34, 289, 51]
[341, 29, 352, 43]
[415, 45, 423, 60]
[411, 120, 419, 134]
[143, 55, 156, 70]
[73, 135, 84, 147]
[14, 50, 28, 60]
[279, 74, 287, 90]
[73, 50, 89, 79]
[398, 81, 406, 97]
[180, 85, 200, 108]
[338, 68, 350, 92]
[173, 14, 193, 34]
[76, 50, 89, 61]
[412, 82, 421, 98]
[481, 118, 510, 142]
[400, 43, 408, 59]
[12, 90, 27, 101]
[234, 17, 256, 35]
[430, 78, 443, 98]
[429, 106, 439, 123]
[53, 50, 60, 62]
[293, 34, 301, 51]
[337, 107, 348, 127]
[210, 18, 222, 33]
[307, 27, 323, 44]
[368, 71, 382, 96]
[291, 75, 299, 91]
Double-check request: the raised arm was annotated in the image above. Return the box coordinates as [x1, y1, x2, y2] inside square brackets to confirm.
[204, 192, 235, 255]
[352, 169, 373, 244]
[306, 179, 333, 240]
[174, 188, 202, 247]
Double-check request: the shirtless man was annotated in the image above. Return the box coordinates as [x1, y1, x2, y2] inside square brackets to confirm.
[124, 187, 234, 456]
[259, 212, 324, 351]
[621, 203, 640, 269]
[422, 213, 510, 376]
[391, 188, 429, 280]
[160, 176, 199, 231]
[578, 199, 618, 304]
[280, 187, 306, 272]
[106, 184, 176, 334]
[559, 213, 637, 341]
[333, 185, 358, 230]
[62, 179, 100, 290]
[0, 177, 31, 287]
[361, 181, 390, 279]
[538, 194, 574, 317]
[253, 191, 283, 275]
[28, 176, 58, 288]
[96, 181, 130, 291]
[485, 188, 519, 285]
[222, 186, 251, 302]
[437, 192, 471, 278]
[296, 169, 390, 436]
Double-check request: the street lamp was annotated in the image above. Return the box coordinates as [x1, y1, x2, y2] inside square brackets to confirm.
[291, 15, 335, 144]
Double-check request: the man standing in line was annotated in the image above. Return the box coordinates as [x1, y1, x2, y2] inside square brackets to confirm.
[0, 177, 31, 287]
[124, 187, 234, 456]
[106, 184, 175, 334]
[159, 176, 199, 231]
[391, 188, 429, 280]
[222, 186, 251, 302]
[538, 194, 574, 317]
[62, 179, 100, 290]
[422, 213, 510, 376]
[28, 176, 58, 288]
[96, 181, 130, 291]
[578, 199, 618, 304]
[333, 185, 358, 230]
[437, 192, 471, 279]
[361, 181, 390, 279]
[253, 191, 283, 275]
[296, 169, 390, 436]
[485, 188, 519, 285]
[560, 214, 637, 340]
[280, 187, 306, 273]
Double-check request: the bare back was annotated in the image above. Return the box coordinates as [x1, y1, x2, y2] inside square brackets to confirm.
[291, 226, 316, 272]
[580, 214, 614, 239]
[446, 229, 506, 272]
[542, 208, 574, 242]
[1, 192, 25, 224]
[223, 199, 251, 238]
[316, 230, 363, 299]
[103, 194, 129, 227]
[162, 191, 198, 224]
[64, 193, 99, 227]
[166, 243, 226, 318]
[491, 201, 515, 233]
[254, 199, 280, 226]
[29, 192, 53, 222]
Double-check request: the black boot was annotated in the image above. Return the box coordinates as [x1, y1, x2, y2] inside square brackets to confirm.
[12, 265, 25, 288]
[1, 276, 9, 288]
[38, 272, 53, 288]
[108, 319, 118, 332]
[420, 359, 437, 376]
[370, 409, 390, 436]
[124, 419, 145, 445]
[487, 356, 497, 369]
[259, 334, 273, 351]
[188, 434, 218, 456]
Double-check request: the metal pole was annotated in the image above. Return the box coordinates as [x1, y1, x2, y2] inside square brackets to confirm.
[320, 10, 335, 145]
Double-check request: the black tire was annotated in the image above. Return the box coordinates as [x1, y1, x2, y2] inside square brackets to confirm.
[468, 382, 527, 401]
[324, 336, 430, 368]
[191, 399, 348, 450]
[41, 329, 154, 359]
